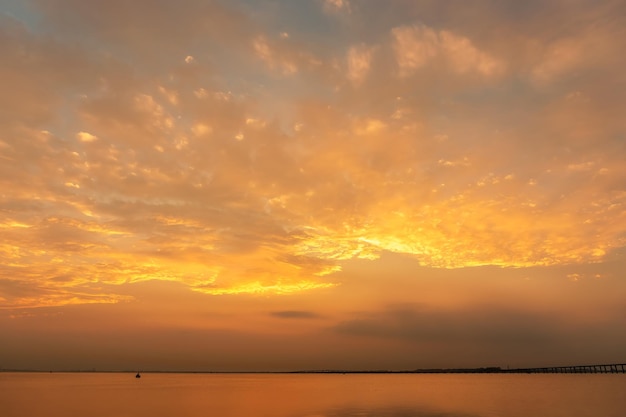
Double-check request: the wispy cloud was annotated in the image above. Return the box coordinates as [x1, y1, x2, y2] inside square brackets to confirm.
[270, 310, 323, 319]
[392, 24, 504, 77]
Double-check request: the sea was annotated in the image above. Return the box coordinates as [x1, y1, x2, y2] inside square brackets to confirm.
[1, 372, 625, 417]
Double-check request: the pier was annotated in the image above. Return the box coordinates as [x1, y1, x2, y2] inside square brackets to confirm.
[404, 363, 626, 374]
[507, 363, 626, 374]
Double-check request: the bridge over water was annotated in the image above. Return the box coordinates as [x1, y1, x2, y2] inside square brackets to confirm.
[507, 363, 626, 374]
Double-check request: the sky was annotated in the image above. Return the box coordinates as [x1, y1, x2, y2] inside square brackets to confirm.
[1, 0, 625, 372]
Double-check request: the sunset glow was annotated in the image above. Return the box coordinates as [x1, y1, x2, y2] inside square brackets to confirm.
[1, 0, 625, 372]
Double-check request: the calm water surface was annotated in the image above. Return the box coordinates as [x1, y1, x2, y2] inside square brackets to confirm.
[1, 372, 625, 417]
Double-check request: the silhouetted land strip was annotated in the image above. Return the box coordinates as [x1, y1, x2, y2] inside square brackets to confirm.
[2, 363, 625, 374]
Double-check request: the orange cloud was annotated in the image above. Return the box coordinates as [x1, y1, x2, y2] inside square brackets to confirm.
[346, 44, 375, 86]
[392, 24, 504, 77]
[1, 0, 625, 312]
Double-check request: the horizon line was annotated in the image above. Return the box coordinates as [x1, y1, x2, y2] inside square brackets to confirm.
[3, 362, 625, 374]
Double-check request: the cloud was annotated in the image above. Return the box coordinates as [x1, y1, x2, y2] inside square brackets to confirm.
[253, 35, 298, 75]
[1, 0, 625, 311]
[0, 276, 131, 310]
[392, 24, 504, 77]
[76, 131, 98, 142]
[332, 303, 626, 366]
[529, 29, 618, 85]
[346, 44, 375, 86]
[0, 14, 101, 129]
[391, 25, 439, 75]
[270, 310, 323, 319]
[323, 0, 351, 15]
[31, 0, 255, 62]
[335, 304, 559, 344]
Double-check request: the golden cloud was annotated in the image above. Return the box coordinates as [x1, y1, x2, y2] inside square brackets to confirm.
[1, 0, 625, 310]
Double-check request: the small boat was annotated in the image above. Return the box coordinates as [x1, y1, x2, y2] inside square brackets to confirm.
[135, 372, 141, 378]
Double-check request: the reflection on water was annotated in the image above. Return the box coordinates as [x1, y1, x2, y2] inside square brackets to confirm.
[321, 406, 477, 417]
[1, 373, 624, 417]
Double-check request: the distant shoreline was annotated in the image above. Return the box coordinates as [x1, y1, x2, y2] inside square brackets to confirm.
[1, 368, 501, 374]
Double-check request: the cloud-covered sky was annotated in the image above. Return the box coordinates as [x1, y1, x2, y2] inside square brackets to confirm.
[1, 0, 625, 371]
